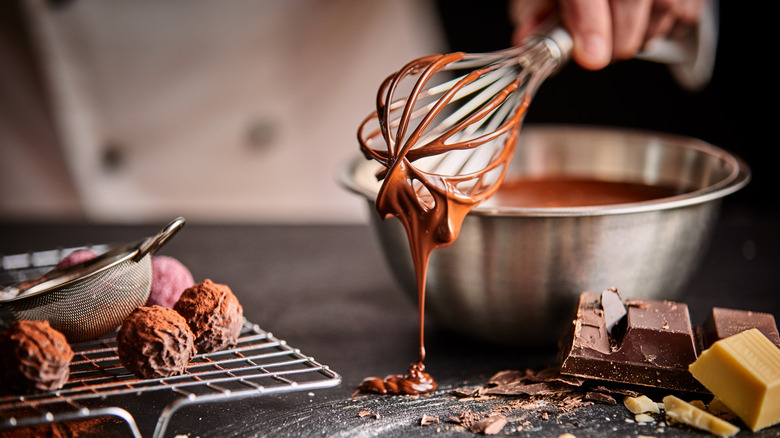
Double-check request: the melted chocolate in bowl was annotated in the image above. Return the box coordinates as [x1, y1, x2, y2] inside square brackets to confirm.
[341, 126, 751, 351]
[484, 177, 687, 208]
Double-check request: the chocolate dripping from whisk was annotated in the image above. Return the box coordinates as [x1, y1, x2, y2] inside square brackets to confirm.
[353, 26, 575, 392]
[355, 49, 535, 395]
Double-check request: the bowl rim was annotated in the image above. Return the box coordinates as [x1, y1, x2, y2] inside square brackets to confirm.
[337, 124, 751, 218]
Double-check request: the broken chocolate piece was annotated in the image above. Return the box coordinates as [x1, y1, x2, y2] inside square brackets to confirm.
[420, 414, 439, 426]
[451, 387, 480, 398]
[601, 287, 627, 336]
[559, 291, 706, 392]
[482, 381, 574, 396]
[482, 367, 584, 397]
[584, 392, 616, 405]
[470, 415, 507, 435]
[589, 385, 640, 398]
[700, 307, 780, 349]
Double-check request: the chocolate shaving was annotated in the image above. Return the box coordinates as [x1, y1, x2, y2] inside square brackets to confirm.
[487, 369, 526, 386]
[589, 385, 640, 398]
[452, 410, 480, 429]
[529, 366, 586, 386]
[601, 287, 627, 336]
[482, 381, 575, 396]
[490, 367, 584, 387]
[482, 367, 583, 396]
[584, 391, 617, 405]
[451, 387, 481, 398]
[420, 414, 439, 426]
[470, 415, 507, 435]
[557, 393, 594, 412]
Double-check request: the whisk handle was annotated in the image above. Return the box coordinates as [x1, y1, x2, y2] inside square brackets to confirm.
[133, 217, 186, 262]
[544, 27, 573, 65]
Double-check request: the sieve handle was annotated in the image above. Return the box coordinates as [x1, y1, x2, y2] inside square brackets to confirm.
[132, 217, 186, 262]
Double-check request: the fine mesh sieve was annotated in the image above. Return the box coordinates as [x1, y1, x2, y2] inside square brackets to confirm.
[0, 217, 185, 342]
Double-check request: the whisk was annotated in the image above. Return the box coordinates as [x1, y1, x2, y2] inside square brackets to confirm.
[356, 18, 713, 246]
[358, 27, 573, 245]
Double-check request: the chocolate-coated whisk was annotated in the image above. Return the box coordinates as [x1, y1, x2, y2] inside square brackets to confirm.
[358, 28, 573, 241]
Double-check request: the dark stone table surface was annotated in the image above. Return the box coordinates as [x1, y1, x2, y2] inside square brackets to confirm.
[1, 200, 778, 437]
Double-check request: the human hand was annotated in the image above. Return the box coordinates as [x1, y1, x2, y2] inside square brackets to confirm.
[509, 0, 708, 70]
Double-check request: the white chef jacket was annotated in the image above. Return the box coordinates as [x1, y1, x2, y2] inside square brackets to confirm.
[0, 0, 446, 223]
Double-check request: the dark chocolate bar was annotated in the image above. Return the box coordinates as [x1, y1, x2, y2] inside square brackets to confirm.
[559, 290, 780, 394]
[558, 291, 706, 392]
[700, 307, 780, 349]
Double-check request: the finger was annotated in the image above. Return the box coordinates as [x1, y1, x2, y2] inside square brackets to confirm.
[646, 0, 676, 41]
[677, 0, 706, 24]
[509, 0, 557, 45]
[668, 0, 706, 39]
[559, 0, 613, 70]
[610, 0, 654, 60]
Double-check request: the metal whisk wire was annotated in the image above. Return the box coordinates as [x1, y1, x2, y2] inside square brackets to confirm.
[358, 28, 572, 205]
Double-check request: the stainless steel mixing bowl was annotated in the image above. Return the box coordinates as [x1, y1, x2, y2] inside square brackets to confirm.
[339, 125, 750, 344]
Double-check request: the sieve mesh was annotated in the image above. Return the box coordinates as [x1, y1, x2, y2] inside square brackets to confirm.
[3, 255, 151, 342]
[1, 217, 184, 342]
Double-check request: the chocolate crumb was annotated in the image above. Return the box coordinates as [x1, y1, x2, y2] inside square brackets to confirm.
[584, 391, 617, 405]
[589, 385, 640, 398]
[456, 410, 480, 429]
[421, 414, 439, 425]
[452, 387, 480, 398]
[470, 415, 507, 435]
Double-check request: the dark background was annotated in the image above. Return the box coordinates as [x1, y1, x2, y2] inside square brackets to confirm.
[434, 0, 776, 213]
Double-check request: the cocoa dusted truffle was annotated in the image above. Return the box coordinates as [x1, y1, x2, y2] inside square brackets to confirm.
[116, 305, 195, 379]
[174, 279, 244, 353]
[0, 320, 74, 393]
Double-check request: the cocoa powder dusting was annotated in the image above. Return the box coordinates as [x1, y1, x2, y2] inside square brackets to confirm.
[0, 320, 73, 393]
[0, 416, 126, 438]
[174, 279, 244, 354]
[116, 305, 195, 379]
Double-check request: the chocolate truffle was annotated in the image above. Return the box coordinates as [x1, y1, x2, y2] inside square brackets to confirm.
[174, 279, 244, 353]
[0, 320, 74, 393]
[146, 255, 195, 308]
[55, 248, 97, 270]
[116, 305, 195, 379]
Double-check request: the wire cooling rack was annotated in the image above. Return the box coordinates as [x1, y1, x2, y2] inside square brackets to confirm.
[0, 248, 342, 437]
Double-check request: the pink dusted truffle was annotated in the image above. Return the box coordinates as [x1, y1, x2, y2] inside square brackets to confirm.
[145, 256, 195, 308]
[55, 249, 97, 270]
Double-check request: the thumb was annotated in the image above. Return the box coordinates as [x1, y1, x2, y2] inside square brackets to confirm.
[560, 0, 612, 70]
